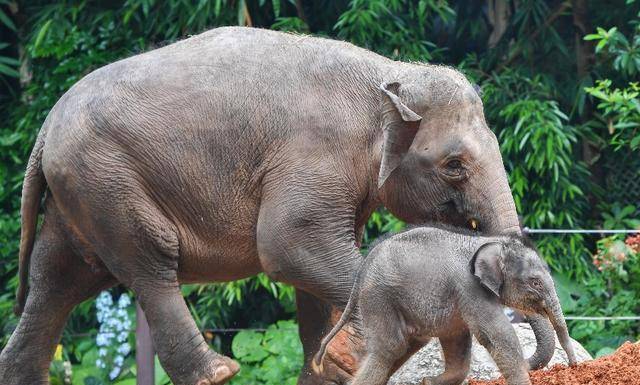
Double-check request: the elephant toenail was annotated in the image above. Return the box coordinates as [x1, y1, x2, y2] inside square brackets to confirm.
[214, 365, 232, 381]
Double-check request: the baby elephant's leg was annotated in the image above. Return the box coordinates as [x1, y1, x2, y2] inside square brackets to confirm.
[423, 330, 471, 385]
[470, 313, 530, 385]
[350, 352, 393, 385]
[351, 352, 397, 385]
[352, 302, 409, 385]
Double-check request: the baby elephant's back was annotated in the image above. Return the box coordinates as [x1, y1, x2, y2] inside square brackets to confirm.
[363, 227, 479, 320]
[368, 226, 478, 274]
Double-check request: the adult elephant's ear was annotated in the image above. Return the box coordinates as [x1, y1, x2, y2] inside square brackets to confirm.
[378, 82, 423, 188]
[472, 242, 504, 297]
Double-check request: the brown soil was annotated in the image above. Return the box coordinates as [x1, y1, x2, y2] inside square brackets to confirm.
[469, 342, 640, 385]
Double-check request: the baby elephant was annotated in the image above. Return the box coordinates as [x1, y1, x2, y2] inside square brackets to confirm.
[313, 226, 577, 385]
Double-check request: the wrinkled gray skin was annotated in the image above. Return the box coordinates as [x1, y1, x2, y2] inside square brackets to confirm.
[314, 227, 577, 385]
[0, 27, 528, 385]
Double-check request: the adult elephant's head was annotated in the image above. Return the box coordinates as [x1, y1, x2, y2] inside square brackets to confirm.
[376, 66, 520, 235]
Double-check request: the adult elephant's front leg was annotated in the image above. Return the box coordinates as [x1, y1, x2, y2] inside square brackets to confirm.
[257, 185, 366, 385]
[296, 290, 361, 385]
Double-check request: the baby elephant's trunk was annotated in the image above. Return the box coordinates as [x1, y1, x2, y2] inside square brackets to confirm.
[526, 314, 556, 370]
[546, 296, 578, 366]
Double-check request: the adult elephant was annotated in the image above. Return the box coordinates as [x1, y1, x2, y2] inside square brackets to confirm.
[0, 27, 528, 385]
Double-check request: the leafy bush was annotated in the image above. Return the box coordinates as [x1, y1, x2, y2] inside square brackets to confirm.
[584, 11, 640, 150]
[557, 230, 640, 356]
[229, 320, 302, 385]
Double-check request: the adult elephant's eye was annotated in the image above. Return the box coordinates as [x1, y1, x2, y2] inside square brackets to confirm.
[442, 159, 466, 180]
[447, 159, 462, 170]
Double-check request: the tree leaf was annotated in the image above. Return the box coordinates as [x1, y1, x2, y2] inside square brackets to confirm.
[0, 62, 19, 77]
[0, 9, 16, 31]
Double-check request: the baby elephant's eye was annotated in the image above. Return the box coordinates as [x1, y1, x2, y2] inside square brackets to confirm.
[530, 278, 543, 289]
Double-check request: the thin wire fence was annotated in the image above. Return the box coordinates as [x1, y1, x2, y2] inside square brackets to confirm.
[565, 316, 640, 321]
[64, 327, 269, 338]
[523, 228, 640, 234]
[58, 227, 639, 342]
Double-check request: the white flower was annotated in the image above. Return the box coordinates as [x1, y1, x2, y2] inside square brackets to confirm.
[96, 334, 110, 347]
[63, 361, 72, 383]
[109, 367, 120, 380]
[95, 290, 133, 378]
[117, 343, 131, 355]
[118, 294, 131, 308]
[116, 309, 127, 320]
[117, 331, 128, 342]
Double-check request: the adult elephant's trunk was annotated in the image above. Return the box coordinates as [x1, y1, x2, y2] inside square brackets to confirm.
[481, 168, 521, 235]
[526, 314, 556, 369]
[546, 296, 578, 366]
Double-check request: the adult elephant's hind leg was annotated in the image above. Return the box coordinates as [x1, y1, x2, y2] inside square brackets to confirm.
[0, 202, 116, 385]
[133, 280, 238, 385]
[99, 198, 239, 385]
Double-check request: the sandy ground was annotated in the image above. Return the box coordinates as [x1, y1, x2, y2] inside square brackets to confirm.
[469, 342, 640, 385]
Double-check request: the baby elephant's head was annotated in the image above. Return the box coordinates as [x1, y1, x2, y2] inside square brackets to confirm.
[473, 237, 578, 366]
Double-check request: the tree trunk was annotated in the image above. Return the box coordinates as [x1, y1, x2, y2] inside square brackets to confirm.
[487, 0, 511, 48]
[572, 0, 602, 219]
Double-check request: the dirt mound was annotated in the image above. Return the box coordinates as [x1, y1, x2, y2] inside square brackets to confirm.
[469, 342, 640, 385]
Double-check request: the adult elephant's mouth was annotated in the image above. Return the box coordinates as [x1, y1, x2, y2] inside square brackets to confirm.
[435, 199, 480, 231]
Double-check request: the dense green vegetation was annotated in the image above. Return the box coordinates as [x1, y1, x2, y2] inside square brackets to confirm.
[1, 0, 639, 384]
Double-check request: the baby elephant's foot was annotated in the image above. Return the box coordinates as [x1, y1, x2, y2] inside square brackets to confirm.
[421, 375, 467, 385]
[176, 352, 240, 385]
[421, 377, 437, 385]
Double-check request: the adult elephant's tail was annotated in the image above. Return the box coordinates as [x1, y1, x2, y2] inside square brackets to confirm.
[14, 128, 47, 316]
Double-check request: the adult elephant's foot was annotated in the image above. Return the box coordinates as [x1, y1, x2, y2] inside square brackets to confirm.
[188, 353, 240, 385]
[313, 312, 366, 384]
[323, 321, 363, 375]
[0, 353, 46, 385]
[296, 290, 365, 385]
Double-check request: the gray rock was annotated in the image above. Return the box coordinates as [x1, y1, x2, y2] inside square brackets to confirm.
[389, 322, 592, 385]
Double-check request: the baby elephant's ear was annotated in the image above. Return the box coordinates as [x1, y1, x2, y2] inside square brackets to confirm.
[472, 242, 504, 297]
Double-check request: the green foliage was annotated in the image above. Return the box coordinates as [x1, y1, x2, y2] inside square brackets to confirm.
[556, 232, 640, 356]
[585, 13, 640, 149]
[182, 273, 296, 332]
[230, 320, 302, 385]
[586, 79, 640, 149]
[0, 0, 19, 85]
[600, 203, 640, 229]
[362, 209, 406, 249]
[585, 24, 640, 76]
[335, 0, 454, 61]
